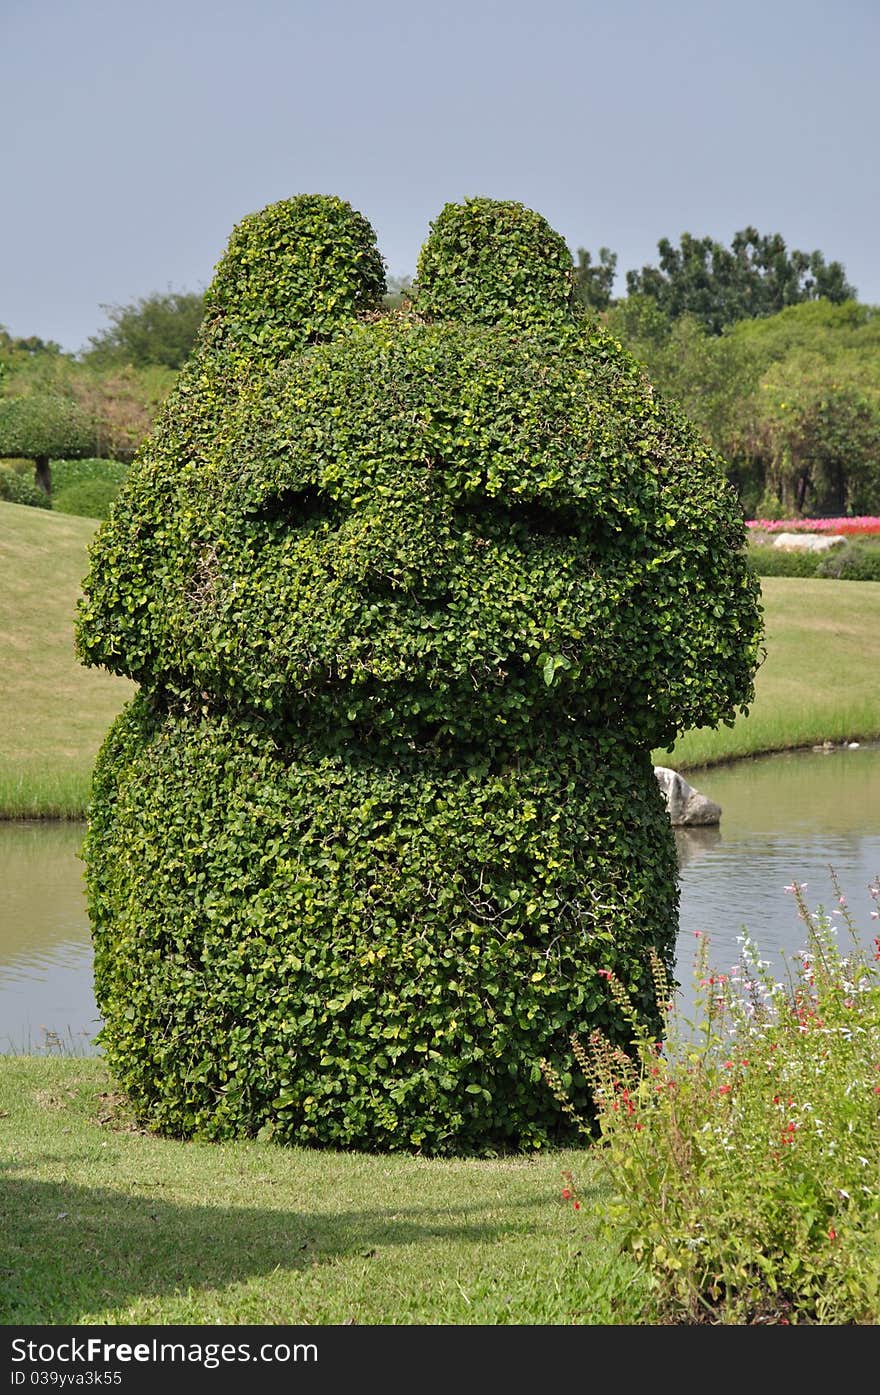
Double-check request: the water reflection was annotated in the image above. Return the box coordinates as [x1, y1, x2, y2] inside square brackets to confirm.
[0, 821, 97, 1053]
[672, 744, 880, 1021]
[0, 743, 878, 1054]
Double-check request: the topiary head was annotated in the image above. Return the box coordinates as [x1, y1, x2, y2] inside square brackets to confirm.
[78, 197, 762, 752]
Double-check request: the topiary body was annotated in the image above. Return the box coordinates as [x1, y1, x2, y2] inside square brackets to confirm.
[77, 195, 763, 1154]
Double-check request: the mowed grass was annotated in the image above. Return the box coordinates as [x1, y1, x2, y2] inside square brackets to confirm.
[658, 577, 880, 770]
[2, 499, 879, 814]
[0, 1057, 644, 1326]
[0, 502, 133, 817]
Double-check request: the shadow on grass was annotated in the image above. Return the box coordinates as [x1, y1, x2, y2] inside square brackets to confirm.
[0, 1169, 592, 1324]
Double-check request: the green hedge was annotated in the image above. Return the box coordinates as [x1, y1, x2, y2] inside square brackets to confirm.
[52, 479, 121, 520]
[51, 458, 129, 492]
[749, 540, 880, 580]
[78, 195, 762, 1154]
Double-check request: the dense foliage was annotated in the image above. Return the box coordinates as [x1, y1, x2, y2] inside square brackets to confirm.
[546, 878, 880, 1324]
[78, 194, 761, 1154]
[0, 394, 97, 465]
[608, 299, 880, 517]
[412, 198, 574, 325]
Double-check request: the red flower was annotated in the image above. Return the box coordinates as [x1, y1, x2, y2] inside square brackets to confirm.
[828, 1227, 837, 1241]
[561, 1187, 572, 1199]
[573, 1201, 581, 1211]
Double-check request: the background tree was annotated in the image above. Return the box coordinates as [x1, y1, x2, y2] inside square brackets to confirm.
[1, 319, 178, 491]
[626, 228, 856, 334]
[573, 245, 617, 311]
[84, 289, 205, 369]
[604, 296, 880, 517]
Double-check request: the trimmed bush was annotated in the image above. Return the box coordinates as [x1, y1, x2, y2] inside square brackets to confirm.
[78, 195, 762, 1154]
[816, 541, 880, 581]
[747, 544, 821, 578]
[0, 395, 97, 462]
[87, 694, 679, 1151]
[52, 479, 122, 520]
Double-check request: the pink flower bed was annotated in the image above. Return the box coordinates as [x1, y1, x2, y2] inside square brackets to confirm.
[747, 517, 880, 536]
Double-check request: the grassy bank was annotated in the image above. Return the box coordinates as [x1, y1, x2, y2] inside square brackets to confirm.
[0, 1056, 641, 1326]
[0, 502, 133, 816]
[660, 577, 880, 770]
[2, 498, 880, 816]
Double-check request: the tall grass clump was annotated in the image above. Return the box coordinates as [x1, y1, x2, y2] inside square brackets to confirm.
[543, 873, 880, 1324]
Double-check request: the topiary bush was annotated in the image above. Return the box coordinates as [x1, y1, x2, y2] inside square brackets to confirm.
[77, 194, 763, 1155]
[0, 395, 98, 493]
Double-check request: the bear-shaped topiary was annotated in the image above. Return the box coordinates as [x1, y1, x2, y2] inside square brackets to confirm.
[76, 194, 763, 1154]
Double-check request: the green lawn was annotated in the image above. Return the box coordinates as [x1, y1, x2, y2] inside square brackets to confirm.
[0, 502, 133, 816]
[0, 1057, 643, 1326]
[660, 577, 880, 769]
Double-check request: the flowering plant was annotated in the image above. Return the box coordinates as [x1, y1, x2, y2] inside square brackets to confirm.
[543, 873, 880, 1324]
[747, 516, 880, 536]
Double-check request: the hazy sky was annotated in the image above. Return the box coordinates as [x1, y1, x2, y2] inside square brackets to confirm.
[2, 0, 877, 353]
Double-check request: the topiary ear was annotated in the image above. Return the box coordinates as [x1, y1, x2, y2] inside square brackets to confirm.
[413, 198, 574, 326]
[203, 194, 386, 360]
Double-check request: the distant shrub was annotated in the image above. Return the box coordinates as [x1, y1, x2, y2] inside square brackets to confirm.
[747, 545, 821, 577]
[816, 541, 880, 581]
[51, 458, 129, 492]
[0, 467, 51, 508]
[53, 478, 122, 520]
[749, 539, 880, 580]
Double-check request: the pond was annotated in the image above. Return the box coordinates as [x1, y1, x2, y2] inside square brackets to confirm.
[1, 743, 878, 1055]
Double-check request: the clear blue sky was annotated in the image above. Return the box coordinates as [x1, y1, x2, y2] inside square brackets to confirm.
[2, 0, 877, 353]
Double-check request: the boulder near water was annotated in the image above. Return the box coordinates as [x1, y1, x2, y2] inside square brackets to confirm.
[654, 767, 722, 826]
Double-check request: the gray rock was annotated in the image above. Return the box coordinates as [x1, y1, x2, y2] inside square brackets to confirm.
[772, 532, 846, 552]
[654, 766, 721, 826]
